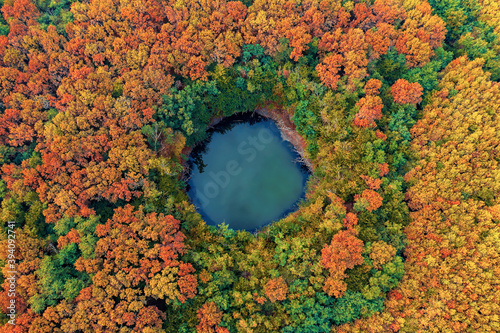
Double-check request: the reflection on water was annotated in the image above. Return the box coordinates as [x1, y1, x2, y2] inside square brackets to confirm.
[187, 115, 310, 232]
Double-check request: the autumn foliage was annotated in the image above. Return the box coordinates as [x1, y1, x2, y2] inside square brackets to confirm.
[339, 57, 500, 332]
[3, 206, 197, 332]
[353, 95, 384, 129]
[197, 302, 229, 333]
[369, 241, 396, 269]
[321, 230, 364, 298]
[0, 0, 498, 331]
[391, 78, 424, 105]
[355, 189, 384, 212]
[264, 277, 288, 303]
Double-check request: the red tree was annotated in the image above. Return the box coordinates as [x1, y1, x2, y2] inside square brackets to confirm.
[391, 79, 423, 105]
[321, 230, 364, 297]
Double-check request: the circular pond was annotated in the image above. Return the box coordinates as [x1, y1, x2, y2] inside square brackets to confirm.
[187, 114, 310, 232]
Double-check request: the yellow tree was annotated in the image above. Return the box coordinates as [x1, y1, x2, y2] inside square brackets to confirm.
[339, 56, 500, 332]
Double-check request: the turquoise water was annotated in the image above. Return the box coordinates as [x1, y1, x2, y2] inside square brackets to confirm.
[188, 116, 309, 231]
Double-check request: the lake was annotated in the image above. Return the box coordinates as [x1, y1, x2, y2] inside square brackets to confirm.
[187, 114, 310, 232]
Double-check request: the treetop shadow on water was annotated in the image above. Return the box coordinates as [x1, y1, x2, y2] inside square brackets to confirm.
[187, 112, 310, 232]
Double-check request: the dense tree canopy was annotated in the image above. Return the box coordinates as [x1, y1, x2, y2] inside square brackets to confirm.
[0, 0, 498, 331]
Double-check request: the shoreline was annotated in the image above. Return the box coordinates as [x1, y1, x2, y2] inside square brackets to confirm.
[254, 106, 314, 172]
[179, 106, 315, 182]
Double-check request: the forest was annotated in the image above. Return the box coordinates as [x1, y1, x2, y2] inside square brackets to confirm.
[0, 0, 499, 332]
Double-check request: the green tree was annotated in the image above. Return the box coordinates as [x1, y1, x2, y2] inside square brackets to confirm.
[29, 243, 91, 313]
[331, 290, 384, 325]
[158, 81, 219, 145]
[291, 100, 320, 154]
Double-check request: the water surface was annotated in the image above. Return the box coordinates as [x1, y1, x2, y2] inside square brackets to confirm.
[188, 115, 309, 231]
